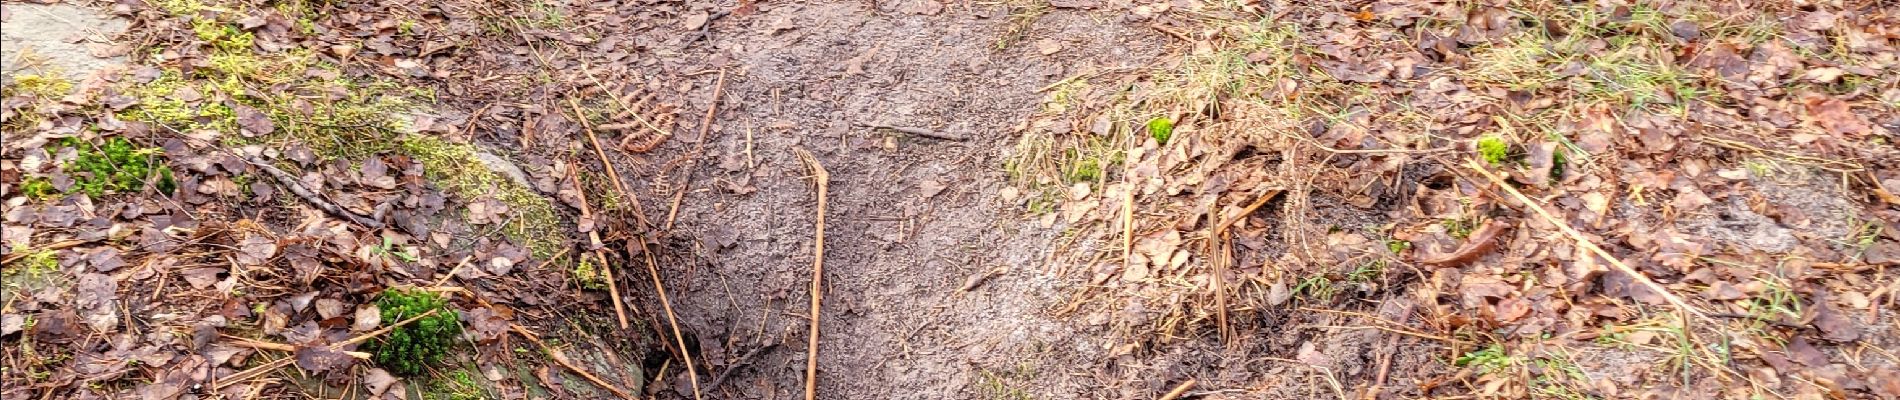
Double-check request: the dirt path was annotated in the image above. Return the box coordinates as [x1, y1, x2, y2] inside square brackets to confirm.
[16, 0, 1888, 399]
[615, 2, 1167, 398]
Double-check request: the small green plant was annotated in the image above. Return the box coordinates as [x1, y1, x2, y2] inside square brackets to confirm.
[974, 363, 1037, 400]
[1548, 147, 1569, 181]
[18, 178, 58, 200]
[1066, 156, 1101, 183]
[1146, 117, 1174, 145]
[1442, 218, 1477, 239]
[60, 137, 176, 198]
[1292, 274, 1336, 300]
[994, 0, 1049, 50]
[1346, 261, 1385, 284]
[425, 369, 490, 400]
[572, 258, 606, 290]
[3, 246, 60, 280]
[368, 236, 420, 263]
[1454, 343, 1516, 374]
[1383, 239, 1411, 255]
[1744, 275, 1801, 324]
[192, 19, 255, 53]
[367, 289, 462, 376]
[1477, 136, 1510, 165]
[1, 74, 74, 98]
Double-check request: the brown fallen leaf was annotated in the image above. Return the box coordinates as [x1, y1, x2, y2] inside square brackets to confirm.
[295, 346, 355, 373]
[1807, 292, 1860, 342]
[1421, 220, 1508, 266]
[1786, 336, 1829, 367]
[364, 368, 399, 397]
[1803, 94, 1873, 138]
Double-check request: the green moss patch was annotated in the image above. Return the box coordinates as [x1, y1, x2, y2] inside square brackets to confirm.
[399, 136, 564, 257]
[366, 288, 461, 376]
[1478, 136, 1510, 165]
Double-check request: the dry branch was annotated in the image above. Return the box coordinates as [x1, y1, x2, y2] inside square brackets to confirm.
[706, 343, 778, 391]
[510, 324, 633, 399]
[1158, 379, 1197, 400]
[664, 69, 729, 232]
[851, 122, 968, 141]
[1465, 158, 1714, 324]
[793, 146, 830, 400]
[567, 97, 651, 230]
[566, 166, 630, 330]
[643, 246, 704, 400]
[248, 157, 385, 229]
[219, 335, 371, 359]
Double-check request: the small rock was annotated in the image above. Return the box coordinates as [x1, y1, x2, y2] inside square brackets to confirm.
[471, 150, 533, 188]
[1035, 39, 1063, 55]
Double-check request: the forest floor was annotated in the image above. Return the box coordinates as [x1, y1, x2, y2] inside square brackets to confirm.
[2, 0, 1897, 399]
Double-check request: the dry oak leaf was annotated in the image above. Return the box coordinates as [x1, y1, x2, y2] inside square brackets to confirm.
[1803, 95, 1873, 137]
[1421, 220, 1508, 266]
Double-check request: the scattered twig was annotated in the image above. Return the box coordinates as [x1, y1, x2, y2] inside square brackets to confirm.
[566, 167, 630, 330]
[219, 335, 371, 359]
[526, 247, 575, 274]
[1158, 378, 1197, 400]
[1706, 312, 1808, 329]
[851, 122, 968, 141]
[706, 343, 779, 392]
[792, 146, 830, 400]
[247, 157, 385, 229]
[510, 324, 634, 399]
[1148, 22, 1191, 42]
[1205, 188, 1283, 344]
[1363, 302, 1415, 400]
[641, 246, 704, 400]
[1466, 158, 1715, 324]
[567, 96, 651, 230]
[1865, 171, 1900, 206]
[430, 255, 475, 287]
[744, 122, 756, 170]
[1211, 189, 1285, 235]
[1697, 136, 1864, 173]
[215, 309, 439, 390]
[957, 267, 1007, 292]
[664, 69, 729, 232]
[1120, 180, 1136, 289]
[0, 239, 94, 265]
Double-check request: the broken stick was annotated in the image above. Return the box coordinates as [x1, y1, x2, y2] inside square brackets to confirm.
[511, 324, 634, 399]
[793, 147, 829, 400]
[1158, 379, 1198, 400]
[851, 122, 968, 141]
[565, 166, 630, 330]
[706, 343, 778, 391]
[663, 68, 729, 232]
[567, 97, 651, 230]
[248, 157, 385, 229]
[1466, 158, 1714, 324]
[642, 246, 704, 400]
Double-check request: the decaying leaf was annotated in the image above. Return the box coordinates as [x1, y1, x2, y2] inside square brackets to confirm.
[1421, 220, 1507, 266]
[294, 346, 355, 373]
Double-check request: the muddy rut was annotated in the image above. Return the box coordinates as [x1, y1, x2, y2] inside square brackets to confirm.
[618, 3, 1167, 399]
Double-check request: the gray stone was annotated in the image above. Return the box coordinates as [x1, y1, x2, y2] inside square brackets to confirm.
[1, 3, 129, 83]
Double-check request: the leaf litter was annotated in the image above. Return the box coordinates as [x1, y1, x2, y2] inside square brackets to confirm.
[4, 0, 1899, 399]
[1009, 0, 1900, 398]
